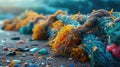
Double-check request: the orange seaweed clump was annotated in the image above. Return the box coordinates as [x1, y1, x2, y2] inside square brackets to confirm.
[2, 10, 43, 31]
[32, 22, 48, 40]
[52, 20, 64, 30]
[51, 25, 76, 55]
[3, 24, 15, 31]
[55, 10, 67, 15]
[72, 47, 90, 62]
[18, 11, 40, 28]
[3, 19, 9, 25]
[3, 17, 22, 31]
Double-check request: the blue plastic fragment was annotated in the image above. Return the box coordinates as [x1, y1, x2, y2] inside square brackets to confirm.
[60, 65, 65, 67]
[69, 64, 74, 67]
[27, 64, 38, 67]
[39, 48, 48, 55]
[14, 64, 20, 67]
[29, 47, 39, 53]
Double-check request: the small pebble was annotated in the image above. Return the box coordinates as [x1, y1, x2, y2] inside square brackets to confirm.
[69, 64, 74, 67]
[23, 62, 29, 67]
[1, 39, 7, 45]
[38, 56, 42, 60]
[6, 60, 10, 63]
[41, 62, 45, 65]
[17, 40, 24, 44]
[3, 47, 9, 51]
[46, 56, 54, 60]
[1, 57, 6, 63]
[11, 37, 20, 40]
[39, 48, 48, 55]
[60, 65, 65, 67]
[11, 48, 17, 51]
[16, 48, 29, 52]
[22, 53, 26, 57]
[68, 58, 73, 61]
[7, 51, 16, 56]
[12, 60, 21, 64]
[46, 64, 51, 67]
[27, 64, 38, 67]
[29, 48, 39, 53]
[15, 51, 21, 54]
[29, 38, 34, 41]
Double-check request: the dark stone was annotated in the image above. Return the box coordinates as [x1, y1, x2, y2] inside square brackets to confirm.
[10, 37, 20, 40]
[7, 51, 16, 56]
[16, 48, 29, 52]
[29, 38, 34, 41]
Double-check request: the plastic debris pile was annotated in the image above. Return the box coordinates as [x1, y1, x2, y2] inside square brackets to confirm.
[1, 9, 120, 67]
[82, 34, 114, 67]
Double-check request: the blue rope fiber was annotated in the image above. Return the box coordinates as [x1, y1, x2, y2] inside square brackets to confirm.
[112, 12, 120, 18]
[47, 28, 57, 37]
[56, 14, 81, 27]
[92, 16, 120, 45]
[109, 31, 120, 45]
[82, 34, 114, 67]
[96, 17, 112, 34]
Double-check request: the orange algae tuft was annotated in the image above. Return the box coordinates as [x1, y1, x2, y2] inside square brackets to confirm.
[51, 25, 75, 54]
[52, 20, 64, 30]
[32, 22, 48, 40]
[72, 47, 90, 62]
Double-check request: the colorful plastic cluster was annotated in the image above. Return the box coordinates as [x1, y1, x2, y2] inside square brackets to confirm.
[2, 9, 120, 66]
[47, 20, 64, 39]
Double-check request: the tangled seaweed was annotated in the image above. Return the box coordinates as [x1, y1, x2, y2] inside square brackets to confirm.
[2, 9, 120, 67]
[2, 10, 41, 31]
[50, 25, 82, 56]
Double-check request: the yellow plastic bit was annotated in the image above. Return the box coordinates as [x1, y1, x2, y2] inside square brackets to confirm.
[71, 12, 80, 20]
[72, 47, 90, 62]
[93, 46, 98, 52]
[109, 8, 114, 15]
[52, 20, 64, 30]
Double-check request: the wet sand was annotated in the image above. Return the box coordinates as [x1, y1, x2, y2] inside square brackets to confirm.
[0, 24, 90, 67]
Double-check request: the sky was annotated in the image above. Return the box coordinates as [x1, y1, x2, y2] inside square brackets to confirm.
[0, 0, 40, 7]
[0, 0, 120, 18]
[0, 0, 35, 3]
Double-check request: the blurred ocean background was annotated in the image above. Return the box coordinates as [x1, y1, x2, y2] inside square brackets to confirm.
[0, 0, 120, 20]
